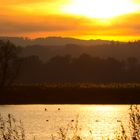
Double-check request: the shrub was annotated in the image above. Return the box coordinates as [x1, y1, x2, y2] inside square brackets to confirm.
[115, 105, 140, 140]
[0, 114, 25, 140]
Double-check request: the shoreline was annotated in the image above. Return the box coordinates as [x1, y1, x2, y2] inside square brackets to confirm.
[1, 85, 140, 104]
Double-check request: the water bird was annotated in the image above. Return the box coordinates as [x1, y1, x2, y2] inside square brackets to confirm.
[45, 108, 47, 111]
[71, 120, 74, 122]
[58, 108, 60, 111]
[46, 120, 49, 122]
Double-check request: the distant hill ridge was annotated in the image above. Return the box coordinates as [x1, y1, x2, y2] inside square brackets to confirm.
[1, 36, 140, 62]
[0, 36, 118, 46]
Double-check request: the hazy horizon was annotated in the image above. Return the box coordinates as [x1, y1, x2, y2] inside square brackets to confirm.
[0, 35, 140, 42]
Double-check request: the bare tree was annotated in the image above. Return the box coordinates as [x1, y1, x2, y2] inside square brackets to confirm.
[0, 40, 21, 87]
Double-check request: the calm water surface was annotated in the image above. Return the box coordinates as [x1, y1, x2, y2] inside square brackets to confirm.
[0, 105, 130, 140]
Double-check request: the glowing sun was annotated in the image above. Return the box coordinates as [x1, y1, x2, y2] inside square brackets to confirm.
[61, 0, 139, 18]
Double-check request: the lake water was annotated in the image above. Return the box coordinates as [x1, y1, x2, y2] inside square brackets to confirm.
[0, 105, 131, 140]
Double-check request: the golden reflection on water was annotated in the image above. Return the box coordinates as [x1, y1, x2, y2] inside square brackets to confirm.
[75, 105, 129, 140]
[0, 105, 131, 140]
[94, 105, 115, 111]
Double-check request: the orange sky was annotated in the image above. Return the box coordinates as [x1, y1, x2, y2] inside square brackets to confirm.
[0, 0, 140, 41]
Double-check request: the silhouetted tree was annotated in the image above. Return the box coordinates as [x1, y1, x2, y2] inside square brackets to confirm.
[0, 40, 21, 87]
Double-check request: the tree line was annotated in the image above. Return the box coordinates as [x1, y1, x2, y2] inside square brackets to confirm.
[1, 40, 140, 86]
[19, 54, 140, 84]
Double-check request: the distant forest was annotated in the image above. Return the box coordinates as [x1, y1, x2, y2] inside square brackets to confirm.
[18, 54, 140, 83]
[1, 37, 140, 84]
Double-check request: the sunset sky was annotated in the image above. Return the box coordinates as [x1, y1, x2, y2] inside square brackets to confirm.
[0, 0, 140, 41]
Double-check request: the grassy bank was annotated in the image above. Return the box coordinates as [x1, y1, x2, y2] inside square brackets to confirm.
[1, 83, 140, 104]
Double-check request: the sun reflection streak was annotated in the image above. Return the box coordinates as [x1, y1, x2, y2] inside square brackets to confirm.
[94, 105, 115, 111]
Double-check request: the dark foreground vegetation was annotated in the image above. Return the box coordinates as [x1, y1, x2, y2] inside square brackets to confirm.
[0, 114, 25, 140]
[0, 105, 140, 140]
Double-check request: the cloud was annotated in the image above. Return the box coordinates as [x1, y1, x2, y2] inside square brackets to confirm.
[0, 0, 68, 17]
[0, 12, 140, 39]
[80, 13, 140, 36]
[0, 0, 60, 4]
[110, 13, 140, 35]
[0, 15, 90, 33]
